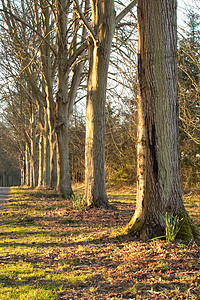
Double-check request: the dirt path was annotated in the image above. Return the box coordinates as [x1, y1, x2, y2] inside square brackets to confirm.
[0, 187, 10, 208]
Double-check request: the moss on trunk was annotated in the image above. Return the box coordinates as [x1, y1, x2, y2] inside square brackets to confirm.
[125, 211, 200, 244]
[177, 212, 200, 243]
[126, 218, 144, 235]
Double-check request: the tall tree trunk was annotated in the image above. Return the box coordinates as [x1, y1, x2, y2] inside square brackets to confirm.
[20, 155, 26, 186]
[30, 136, 37, 187]
[37, 101, 45, 188]
[45, 75, 57, 189]
[40, 0, 57, 189]
[25, 143, 30, 186]
[84, 0, 115, 208]
[127, 0, 199, 241]
[38, 133, 43, 187]
[49, 134, 57, 189]
[56, 105, 72, 197]
[42, 107, 50, 187]
[55, 0, 72, 197]
[45, 68, 57, 189]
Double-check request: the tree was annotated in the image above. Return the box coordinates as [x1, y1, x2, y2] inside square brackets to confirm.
[55, 0, 87, 197]
[35, 0, 56, 188]
[74, 0, 137, 207]
[127, 0, 199, 241]
[0, 0, 49, 188]
[0, 122, 21, 186]
[83, 0, 116, 207]
[0, 0, 88, 196]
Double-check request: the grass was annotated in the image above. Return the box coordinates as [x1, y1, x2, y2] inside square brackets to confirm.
[0, 186, 199, 299]
[164, 213, 184, 242]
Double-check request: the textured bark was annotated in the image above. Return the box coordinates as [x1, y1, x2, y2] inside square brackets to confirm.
[21, 155, 26, 186]
[25, 143, 30, 186]
[55, 0, 72, 197]
[39, 107, 49, 187]
[43, 66, 56, 189]
[127, 0, 186, 240]
[30, 106, 38, 187]
[37, 101, 45, 187]
[40, 0, 57, 189]
[49, 134, 57, 189]
[84, 0, 115, 208]
[38, 133, 44, 187]
[55, 0, 85, 197]
[56, 109, 72, 197]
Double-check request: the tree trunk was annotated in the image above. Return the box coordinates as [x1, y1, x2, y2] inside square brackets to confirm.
[29, 103, 38, 188]
[127, 0, 198, 241]
[39, 0, 57, 189]
[38, 133, 43, 187]
[21, 168, 24, 186]
[25, 143, 30, 186]
[20, 154, 26, 186]
[37, 102, 44, 187]
[30, 135, 37, 188]
[84, 0, 115, 208]
[49, 133, 57, 189]
[56, 106, 72, 197]
[40, 107, 49, 187]
[55, 0, 72, 197]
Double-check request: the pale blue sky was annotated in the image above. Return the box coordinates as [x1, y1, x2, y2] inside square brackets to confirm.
[178, 0, 199, 29]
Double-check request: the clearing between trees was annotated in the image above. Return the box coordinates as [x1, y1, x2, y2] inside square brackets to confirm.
[0, 186, 199, 299]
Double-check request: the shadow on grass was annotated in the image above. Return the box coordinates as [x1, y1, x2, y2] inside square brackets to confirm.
[0, 187, 199, 299]
[0, 231, 135, 251]
[0, 272, 196, 299]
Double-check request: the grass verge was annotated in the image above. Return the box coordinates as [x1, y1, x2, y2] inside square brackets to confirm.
[0, 186, 199, 299]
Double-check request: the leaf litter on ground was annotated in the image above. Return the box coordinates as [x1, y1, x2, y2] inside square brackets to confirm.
[0, 186, 199, 299]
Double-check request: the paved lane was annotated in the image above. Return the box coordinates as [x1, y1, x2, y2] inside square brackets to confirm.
[0, 187, 10, 208]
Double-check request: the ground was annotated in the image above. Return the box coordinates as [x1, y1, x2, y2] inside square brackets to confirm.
[0, 185, 199, 299]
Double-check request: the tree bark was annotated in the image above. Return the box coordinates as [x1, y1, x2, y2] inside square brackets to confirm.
[29, 106, 38, 188]
[55, 0, 86, 197]
[25, 143, 30, 186]
[55, 0, 73, 197]
[20, 154, 26, 186]
[49, 134, 57, 189]
[40, 0, 57, 189]
[38, 133, 44, 187]
[127, 0, 197, 240]
[84, 0, 115, 208]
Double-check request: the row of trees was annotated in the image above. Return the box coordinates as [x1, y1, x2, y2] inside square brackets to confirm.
[0, 0, 199, 239]
[0, 0, 137, 202]
[0, 123, 20, 186]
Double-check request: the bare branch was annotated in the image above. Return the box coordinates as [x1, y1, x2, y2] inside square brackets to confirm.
[0, 7, 57, 56]
[115, 0, 137, 25]
[67, 40, 88, 68]
[73, 0, 98, 43]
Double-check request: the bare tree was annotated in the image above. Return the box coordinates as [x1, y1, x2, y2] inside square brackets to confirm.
[0, 0, 88, 196]
[74, 0, 137, 207]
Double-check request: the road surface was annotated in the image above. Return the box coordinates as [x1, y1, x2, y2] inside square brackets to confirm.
[0, 187, 10, 208]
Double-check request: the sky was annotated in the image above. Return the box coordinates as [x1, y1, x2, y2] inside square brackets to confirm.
[178, 0, 199, 28]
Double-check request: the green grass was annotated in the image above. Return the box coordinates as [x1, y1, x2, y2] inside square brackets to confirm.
[0, 186, 199, 299]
